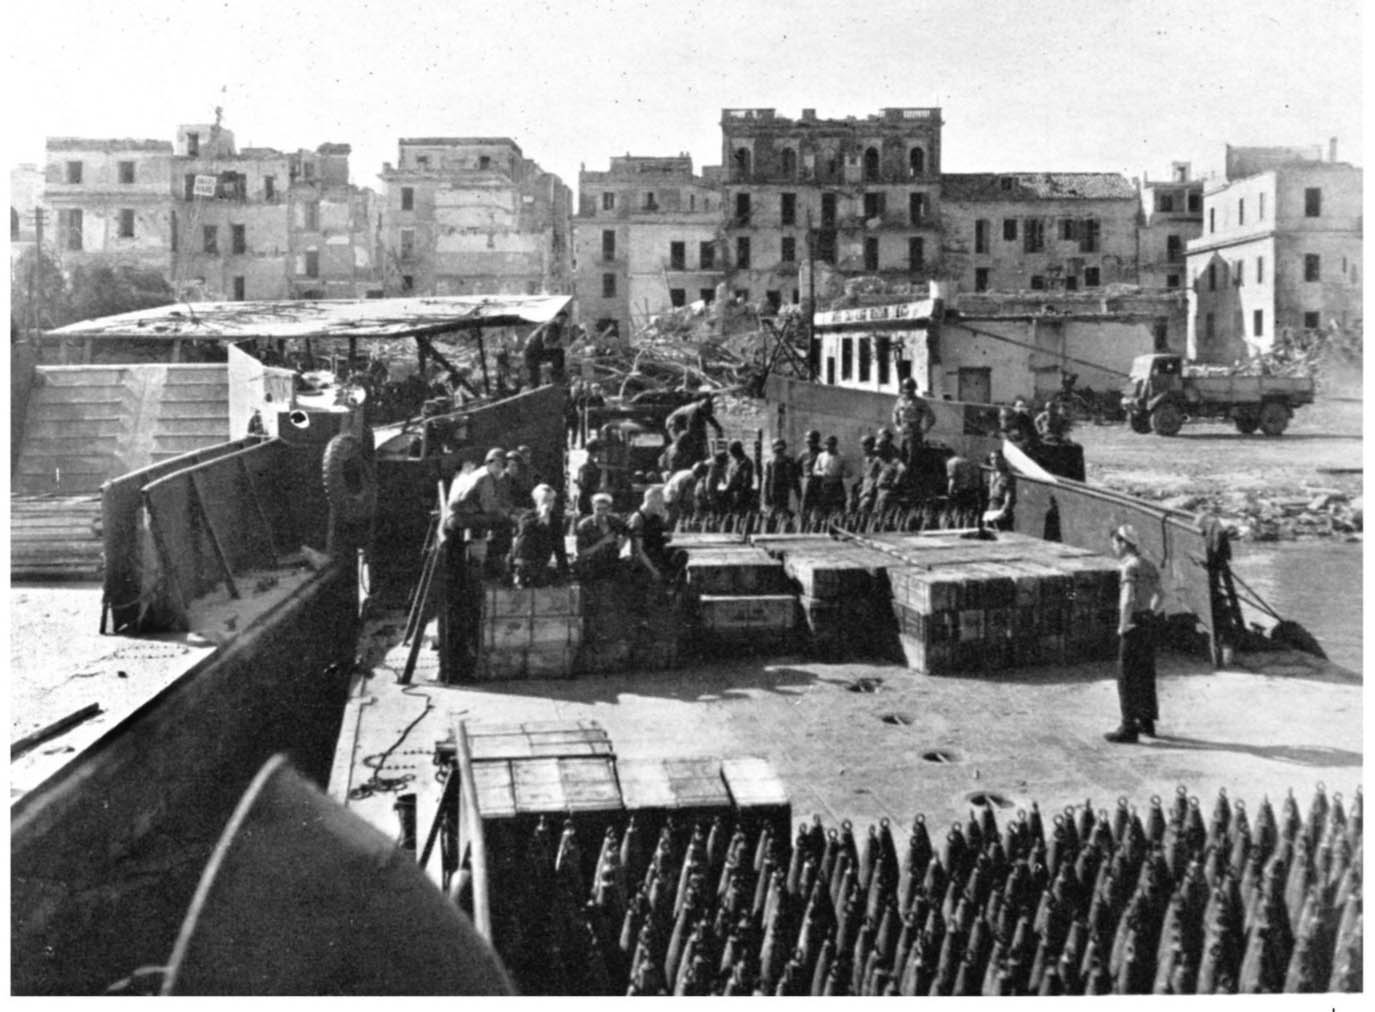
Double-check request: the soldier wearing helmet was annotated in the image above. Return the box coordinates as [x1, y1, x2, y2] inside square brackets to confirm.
[892, 377, 937, 470]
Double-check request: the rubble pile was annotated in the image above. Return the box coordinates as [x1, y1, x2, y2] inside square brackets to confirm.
[575, 301, 809, 404]
[481, 782, 1363, 995]
[1151, 489, 1363, 543]
[1229, 324, 1363, 384]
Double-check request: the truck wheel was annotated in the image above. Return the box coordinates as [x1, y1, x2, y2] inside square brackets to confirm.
[1150, 402, 1184, 437]
[1234, 411, 1259, 435]
[1258, 401, 1290, 436]
[1129, 412, 1152, 434]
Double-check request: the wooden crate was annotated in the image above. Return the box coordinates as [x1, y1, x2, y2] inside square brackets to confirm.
[483, 583, 583, 620]
[720, 756, 792, 847]
[696, 594, 798, 637]
[483, 611, 584, 652]
[464, 721, 613, 761]
[684, 546, 791, 596]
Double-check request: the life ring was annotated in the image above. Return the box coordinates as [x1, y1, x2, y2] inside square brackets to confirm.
[322, 433, 376, 524]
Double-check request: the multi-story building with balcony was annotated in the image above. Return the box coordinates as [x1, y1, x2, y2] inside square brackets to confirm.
[574, 154, 723, 337]
[1137, 162, 1204, 290]
[378, 137, 572, 297]
[719, 107, 944, 311]
[43, 137, 175, 275]
[939, 172, 1141, 295]
[1186, 142, 1362, 361]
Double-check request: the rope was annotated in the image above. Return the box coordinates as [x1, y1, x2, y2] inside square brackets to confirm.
[347, 685, 434, 800]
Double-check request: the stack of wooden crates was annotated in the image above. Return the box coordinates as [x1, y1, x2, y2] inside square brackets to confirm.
[882, 533, 1120, 675]
[681, 541, 797, 654]
[477, 584, 583, 679]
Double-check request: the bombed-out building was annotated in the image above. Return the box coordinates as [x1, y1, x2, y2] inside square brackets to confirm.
[1136, 162, 1204, 290]
[939, 173, 1141, 295]
[378, 137, 573, 298]
[1186, 142, 1362, 362]
[574, 154, 723, 338]
[718, 107, 944, 313]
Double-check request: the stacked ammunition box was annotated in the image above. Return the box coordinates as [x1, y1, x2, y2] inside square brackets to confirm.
[885, 541, 1119, 675]
[579, 578, 686, 674]
[476, 584, 583, 679]
[683, 545, 796, 653]
[764, 538, 899, 660]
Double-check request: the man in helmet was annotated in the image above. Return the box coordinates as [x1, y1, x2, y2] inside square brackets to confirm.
[892, 377, 936, 472]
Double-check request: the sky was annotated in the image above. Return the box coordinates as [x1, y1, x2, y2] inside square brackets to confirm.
[3, 0, 1366, 191]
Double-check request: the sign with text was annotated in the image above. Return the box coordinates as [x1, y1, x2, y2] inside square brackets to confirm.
[192, 174, 218, 198]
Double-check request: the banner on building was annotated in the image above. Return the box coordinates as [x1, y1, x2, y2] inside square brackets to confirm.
[192, 174, 218, 198]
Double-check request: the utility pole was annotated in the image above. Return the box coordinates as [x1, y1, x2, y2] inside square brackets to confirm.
[29, 208, 46, 337]
[805, 209, 817, 380]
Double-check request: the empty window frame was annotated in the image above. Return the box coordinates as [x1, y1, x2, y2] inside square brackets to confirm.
[1084, 266, 1101, 287]
[974, 219, 990, 254]
[699, 241, 715, 269]
[1304, 188, 1322, 217]
[602, 191, 615, 211]
[118, 209, 135, 238]
[602, 230, 616, 260]
[781, 235, 797, 262]
[864, 236, 880, 271]
[118, 161, 135, 184]
[1002, 218, 1018, 241]
[400, 186, 414, 211]
[65, 161, 82, 184]
[736, 236, 751, 268]
[908, 236, 924, 270]
[602, 273, 616, 297]
[781, 192, 796, 226]
[231, 223, 246, 254]
[1023, 218, 1045, 253]
[202, 225, 218, 254]
[974, 267, 990, 292]
[304, 249, 319, 278]
[669, 241, 686, 270]
[1304, 254, 1321, 282]
[735, 192, 751, 224]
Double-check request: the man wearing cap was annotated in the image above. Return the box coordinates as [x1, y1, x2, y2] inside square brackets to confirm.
[574, 493, 627, 581]
[853, 434, 881, 513]
[1105, 524, 1163, 743]
[813, 435, 850, 513]
[796, 430, 823, 516]
[762, 438, 801, 517]
[445, 448, 518, 578]
[892, 377, 936, 471]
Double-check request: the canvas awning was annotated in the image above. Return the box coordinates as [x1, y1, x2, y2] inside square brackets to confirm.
[45, 294, 573, 342]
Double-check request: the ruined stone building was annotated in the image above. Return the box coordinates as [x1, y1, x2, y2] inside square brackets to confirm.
[574, 154, 723, 337]
[378, 137, 572, 297]
[939, 173, 1141, 294]
[1186, 142, 1362, 362]
[718, 107, 944, 312]
[42, 137, 175, 276]
[36, 122, 378, 303]
[1136, 162, 1203, 290]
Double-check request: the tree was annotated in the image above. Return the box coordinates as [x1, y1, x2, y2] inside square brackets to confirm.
[9, 253, 175, 338]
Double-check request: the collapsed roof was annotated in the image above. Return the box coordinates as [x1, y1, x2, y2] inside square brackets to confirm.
[45, 295, 572, 342]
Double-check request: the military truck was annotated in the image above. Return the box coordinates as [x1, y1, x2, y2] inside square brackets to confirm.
[1121, 353, 1315, 437]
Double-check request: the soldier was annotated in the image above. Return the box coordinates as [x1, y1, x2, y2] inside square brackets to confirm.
[762, 439, 801, 517]
[813, 435, 850, 512]
[575, 439, 603, 516]
[445, 448, 519, 578]
[982, 450, 1016, 532]
[853, 434, 881, 512]
[875, 427, 898, 462]
[664, 461, 707, 525]
[574, 492, 628, 581]
[1003, 398, 1039, 448]
[1104, 524, 1163, 744]
[873, 452, 906, 517]
[722, 439, 756, 512]
[796, 430, 824, 516]
[892, 377, 936, 470]
[628, 485, 684, 584]
[1035, 400, 1071, 442]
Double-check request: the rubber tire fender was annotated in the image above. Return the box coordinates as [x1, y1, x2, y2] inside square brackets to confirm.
[322, 433, 377, 524]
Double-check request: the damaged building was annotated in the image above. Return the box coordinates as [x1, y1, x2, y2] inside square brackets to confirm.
[42, 137, 176, 277]
[939, 172, 1141, 295]
[719, 107, 944, 312]
[1136, 162, 1204, 290]
[36, 120, 378, 303]
[378, 137, 573, 298]
[574, 154, 723, 337]
[1186, 141, 1362, 362]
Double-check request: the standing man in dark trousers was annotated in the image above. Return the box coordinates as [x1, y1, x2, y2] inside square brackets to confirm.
[795, 429, 823, 517]
[1105, 524, 1162, 743]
